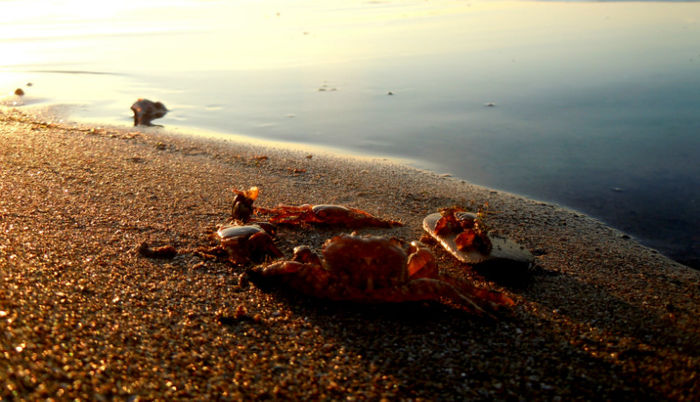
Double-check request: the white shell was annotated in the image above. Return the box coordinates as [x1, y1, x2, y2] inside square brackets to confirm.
[422, 213, 534, 266]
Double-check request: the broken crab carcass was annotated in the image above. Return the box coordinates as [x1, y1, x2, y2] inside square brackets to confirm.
[199, 223, 283, 266]
[423, 207, 534, 267]
[247, 233, 513, 315]
[255, 204, 402, 228]
[229, 186, 401, 228]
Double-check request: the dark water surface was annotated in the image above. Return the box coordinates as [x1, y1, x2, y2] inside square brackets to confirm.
[2, 0, 699, 267]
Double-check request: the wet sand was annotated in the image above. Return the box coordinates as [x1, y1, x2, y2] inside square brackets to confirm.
[1, 109, 698, 400]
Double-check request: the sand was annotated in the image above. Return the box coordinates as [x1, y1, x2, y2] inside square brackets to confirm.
[1, 108, 698, 400]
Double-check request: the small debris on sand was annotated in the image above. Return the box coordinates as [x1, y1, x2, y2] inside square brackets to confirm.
[131, 98, 168, 126]
[137, 241, 178, 259]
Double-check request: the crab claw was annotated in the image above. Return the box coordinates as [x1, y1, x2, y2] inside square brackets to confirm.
[243, 231, 283, 263]
[247, 259, 331, 296]
[232, 186, 259, 222]
[407, 241, 439, 279]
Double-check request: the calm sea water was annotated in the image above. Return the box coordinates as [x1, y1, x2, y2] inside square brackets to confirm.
[1, 0, 699, 267]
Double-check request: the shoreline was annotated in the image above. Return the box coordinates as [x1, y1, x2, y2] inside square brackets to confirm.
[1, 109, 698, 399]
[6, 96, 699, 270]
[62, 110, 700, 271]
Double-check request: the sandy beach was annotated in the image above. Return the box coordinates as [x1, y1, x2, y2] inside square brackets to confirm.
[1, 108, 698, 400]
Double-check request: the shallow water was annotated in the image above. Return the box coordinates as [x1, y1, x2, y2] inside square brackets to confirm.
[1, 0, 699, 267]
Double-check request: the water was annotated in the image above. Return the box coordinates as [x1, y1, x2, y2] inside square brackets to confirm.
[1, 0, 699, 267]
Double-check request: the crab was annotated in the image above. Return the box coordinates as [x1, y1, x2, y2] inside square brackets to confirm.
[247, 233, 513, 314]
[255, 204, 402, 228]
[200, 223, 283, 265]
[227, 186, 401, 228]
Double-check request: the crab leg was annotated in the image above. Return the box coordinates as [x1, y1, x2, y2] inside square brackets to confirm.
[440, 275, 515, 309]
[248, 262, 332, 296]
[315, 279, 486, 314]
[255, 204, 401, 227]
[368, 278, 489, 314]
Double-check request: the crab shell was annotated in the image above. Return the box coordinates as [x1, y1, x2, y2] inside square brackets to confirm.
[256, 204, 402, 228]
[247, 234, 514, 313]
[217, 223, 282, 264]
[218, 224, 266, 247]
[323, 235, 406, 289]
[248, 234, 439, 295]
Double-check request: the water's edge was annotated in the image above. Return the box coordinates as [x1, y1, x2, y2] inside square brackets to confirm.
[5, 105, 696, 269]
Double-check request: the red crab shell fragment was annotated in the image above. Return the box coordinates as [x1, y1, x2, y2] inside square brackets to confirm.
[216, 223, 283, 265]
[255, 204, 402, 228]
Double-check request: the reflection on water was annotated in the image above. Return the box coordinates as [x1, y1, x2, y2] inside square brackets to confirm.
[1, 0, 699, 267]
